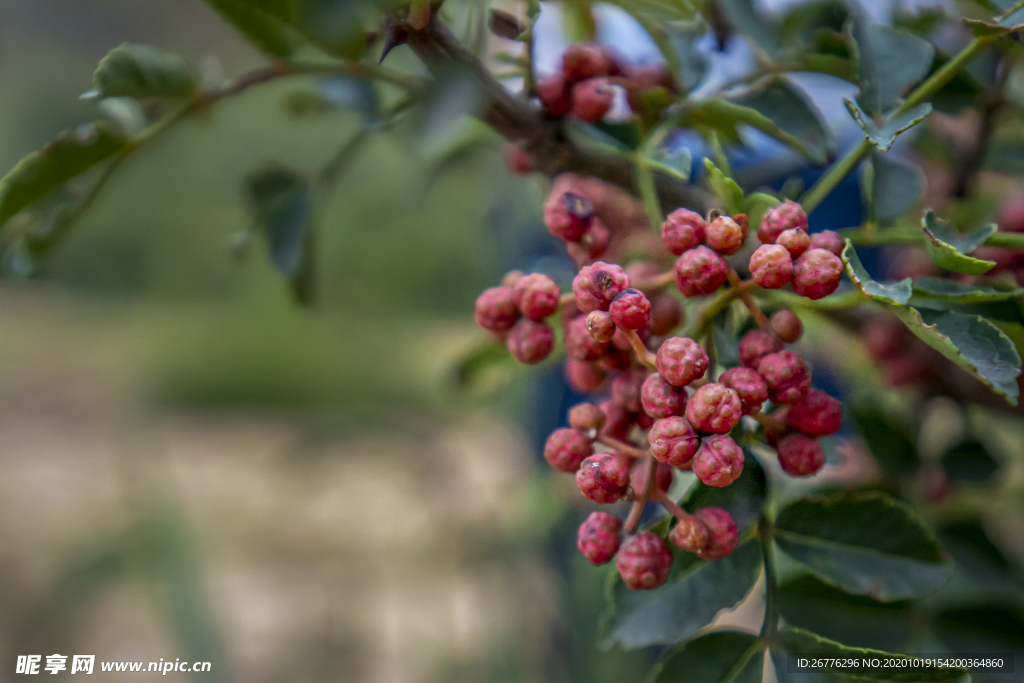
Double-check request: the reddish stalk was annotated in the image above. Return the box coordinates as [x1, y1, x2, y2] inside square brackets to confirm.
[624, 452, 657, 534]
[597, 436, 645, 459]
[727, 267, 770, 332]
[652, 489, 690, 521]
[623, 329, 658, 370]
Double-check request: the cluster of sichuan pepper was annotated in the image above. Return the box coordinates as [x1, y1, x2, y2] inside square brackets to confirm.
[473, 179, 847, 590]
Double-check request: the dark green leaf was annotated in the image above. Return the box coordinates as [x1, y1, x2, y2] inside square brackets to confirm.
[849, 396, 918, 476]
[718, 0, 779, 55]
[963, 0, 1024, 37]
[703, 159, 743, 214]
[845, 100, 932, 152]
[648, 630, 764, 683]
[93, 44, 199, 99]
[854, 20, 935, 116]
[774, 491, 950, 600]
[841, 241, 912, 304]
[923, 210, 997, 275]
[911, 277, 1024, 304]
[244, 164, 313, 276]
[682, 451, 766, 533]
[603, 540, 762, 648]
[869, 153, 924, 221]
[0, 122, 128, 229]
[725, 77, 833, 163]
[941, 440, 999, 483]
[935, 605, 1024, 658]
[200, 0, 299, 57]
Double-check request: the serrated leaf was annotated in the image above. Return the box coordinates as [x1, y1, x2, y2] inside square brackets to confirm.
[941, 440, 999, 483]
[0, 122, 128, 229]
[841, 241, 912, 304]
[890, 306, 1021, 403]
[648, 631, 764, 683]
[725, 77, 833, 163]
[777, 627, 969, 681]
[603, 540, 762, 648]
[774, 491, 950, 600]
[244, 164, 313, 276]
[923, 211, 998, 275]
[93, 44, 198, 99]
[200, 0, 299, 57]
[912, 277, 1024, 303]
[846, 100, 932, 152]
[869, 153, 924, 221]
[854, 20, 935, 117]
[704, 158, 743, 214]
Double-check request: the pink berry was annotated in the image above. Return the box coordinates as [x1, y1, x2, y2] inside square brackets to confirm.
[537, 73, 571, 116]
[648, 416, 700, 467]
[669, 515, 710, 553]
[633, 411, 655, 431]
[757, 350, 812, 405]
[661, 209, 706, 255]
[733, 214, 750, 242]
[686, 383, 743, 434]
[693, 435, 744, 487]
[610, 288, 651, 330]
[770, 310, 803, 343]
[544, 427, 593, 472]
[787, 389, 842, 436]
[475, 286, 520, 333]
[719, 367, 768, 415]
[675, 246, 729, 297]
[562, 44, 612, 81]
[501, 270, 524, 288]
[586, 310, 616, 343]
[739, 330, 783, 368]
[777, 228, 810, 258]
[577, 511, 622, 565]
[514, 272, 560, 319]
[507, 319, 554, 364]
[615, 531, 673, 590]
[544, 191, 594, 242]
[761, 407, 791, 446]
[598, 346, 632, 371]
[648, 294, 683, 335]
[641, 372, 687, 418]
[695, 508, 739, 560]
[776, 433, 825, 476]
[573, 261, 631, 313]
[569, 402, 606, 431]
[749, 244, 794, 289]
[568, 218, 610, 262]
[611, 368, 647, 413]
[598, 400, 632, 441]
[809, 230, 844, 256]
[565, 360, 606, 393]
[758, 200, 808, 244]
[793, 248, 844, 300]
[504, 143, 533, 175]
[706, 215, 745, 255]
[576, 452, 630, 504]
[630, 459, 673, 495]
[655, 336, 708, 386]
[570, 78, 614, 122]
[565, 315, 608, 361]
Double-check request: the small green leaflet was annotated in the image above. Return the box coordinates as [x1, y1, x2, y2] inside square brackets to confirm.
[93, 44, 199, 99]
[845, 100, 932, 152]
[868, 153, 924, 221]
[854, 20, 934, 117]
[963, 0, 1024, 36]
[704, 158, 743, 214]
[922, 210, 997, 274]
[841, 241, 912, 304]
[244, 164, 313, 276]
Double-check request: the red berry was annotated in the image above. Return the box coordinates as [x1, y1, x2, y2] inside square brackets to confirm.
[733, 214, 750, 242]
[757, 350, 812, 404]
[570, 78, 615, 122]
[573, 261, 631, 313]
[693, 435, 744, 487]
[686, 383, 743, 434]
[738, 330, 783, 368]
[565, 360, 606, 392]
[707, 215, 745, 255]
[761, 407, 791, 446]
[586, 310, 616, 343]
[565, 315, 608, 361]
[719, 367, 768, 415]
[630, 459, 673, 495]
[749, 244, 794, 289]
[576, 452, 630, 504]
[537, 73, 571, 116]
[507, 319, 554, 364]
[544, 427, 593, 472]
[770, 310, 803, 343]
[514, 272, 560, 319]
[475, 286, 520, 332]
[615, 531, 673, 590]
[610, 288, 651, 330]
[675, 246, 729, 297]
[661, 209, 706, 255]
[569, 402, 606, 431]
[787, 389, 842, 436]
[562, 44, 612, 81]
[567, 218, 610, 263]
[777, 228, 810, 258]
[504, 143, 533, 175]
[793, 248, 843, 300]
[598, 346, 632, 371]
[776, 433, 825, 476]
[809, 230, 844, 256]
[641, 372, 687, 418]
[577, 511, 622, 565]
[544, 191, 594, 242]
[669, 515, 710, 553]
[695, 508, 738, 560]
[758, 200, 808, 244]
[633, 411, 655, 431]
[598, 400, 632, 441]
[655, 336, 709, 386]
[611, 368, 647, 413]
[648, 416, 700, 467]
[501, 270, 524, 288]
[648, 293, 683, 335]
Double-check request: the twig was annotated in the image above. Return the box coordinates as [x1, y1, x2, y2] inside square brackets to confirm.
[623, 329, 658, 370]
[597, 436, 645, 459]
[652, 488, 689, 520]
[728, 267, 770, 332]
[624, 452, 657, 534]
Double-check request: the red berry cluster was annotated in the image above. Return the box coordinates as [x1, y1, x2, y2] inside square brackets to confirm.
[748, 201, 844, 300]
[475, 271, 560, 364]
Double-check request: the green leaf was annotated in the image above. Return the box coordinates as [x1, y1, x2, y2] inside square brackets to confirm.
[890, 306, 1022, 404]
[849, 395, 918, 476]
[603, 540, 762, 648]
[845, 100, 932, 152]
[244, 164, 313, 276]
[0, 122, 128, 229]
[92, 44, 199, 99]
[682, 451, 766, 532]
[854, 20, 935, 117]
[725, 78, 833, 163]
[935, 605, 1024, 659]
[200, 0, 299, 57]
[648, 630, 764, 683]
[777, 627, 969, 682]
[664, 21, 709, 93]
[774, 491, 950, 600]
[841, 241, 912, 304]
[868, 153, 924, 222]
[941, 440, 999, 483]
[911, 277, 1024, 304]
[922, 211, 997, 275]
[703, 158, 743, 214]
[517, 0, 541, 40]
[718, 0, 779, 55]
[644, 146, 692, 182]
[742, 193, 780, 234]
[963, 0, 1024, 36]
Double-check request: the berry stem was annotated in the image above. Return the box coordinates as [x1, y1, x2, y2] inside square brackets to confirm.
[622, 329, 658, 370]
[624, 452, 658, 534]
[727, 268, 771, 332]
[652, 489, 689, 521]
[687, 279, 758, 339]
[633, 270, 676, 292]
[758, 515, 779, 642]
[597, 436, 645, 459]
